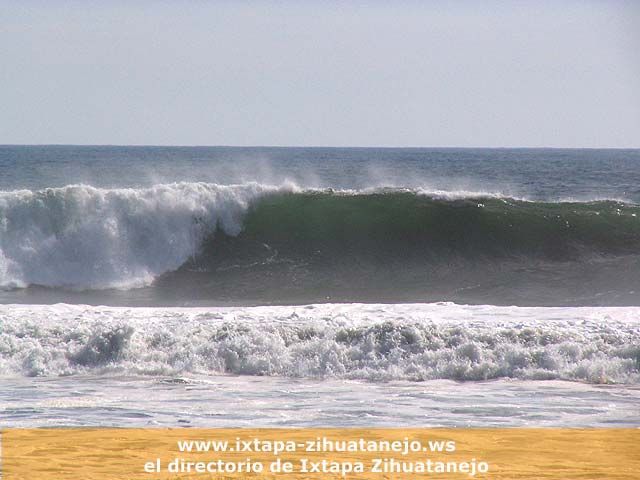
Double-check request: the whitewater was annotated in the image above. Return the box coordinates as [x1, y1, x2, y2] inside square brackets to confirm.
[2, 302, 639, 427]
[2, 302, 638, 382]
[0, 182, 289, 290]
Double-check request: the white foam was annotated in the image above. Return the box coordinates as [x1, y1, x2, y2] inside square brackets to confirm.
[1, 303, 638, 384]
[0, 182, 292, 289]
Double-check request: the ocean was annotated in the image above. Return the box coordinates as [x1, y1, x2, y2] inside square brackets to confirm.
[1, 146, 639, 427]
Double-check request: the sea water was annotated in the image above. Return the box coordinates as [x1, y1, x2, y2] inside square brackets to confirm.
[1, 146, 639, 427]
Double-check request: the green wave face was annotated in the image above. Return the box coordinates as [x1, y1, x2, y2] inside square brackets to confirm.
[163, 192, 640, 306]
[201, 191, 640, 263]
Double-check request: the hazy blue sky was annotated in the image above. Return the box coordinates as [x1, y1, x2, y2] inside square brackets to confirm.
[1, 1, 639, 147]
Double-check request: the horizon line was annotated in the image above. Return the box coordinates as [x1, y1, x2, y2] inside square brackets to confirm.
[1, 143, 640, 150]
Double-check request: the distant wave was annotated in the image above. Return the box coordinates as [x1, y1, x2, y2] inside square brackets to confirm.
[1, 303, 638, 383]
[1, 183, 640, 298]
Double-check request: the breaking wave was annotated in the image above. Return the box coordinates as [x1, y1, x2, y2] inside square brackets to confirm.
[1, 182, 640, 304]
[0, 182, 289, 289]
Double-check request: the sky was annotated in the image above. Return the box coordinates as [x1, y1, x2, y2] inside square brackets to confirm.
[1, 0, 639, 147]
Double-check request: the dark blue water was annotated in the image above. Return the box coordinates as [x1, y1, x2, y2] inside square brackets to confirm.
[2, 146, 640, 201]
